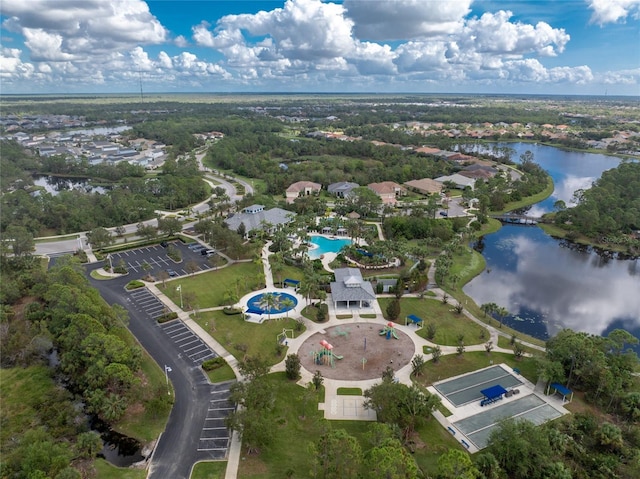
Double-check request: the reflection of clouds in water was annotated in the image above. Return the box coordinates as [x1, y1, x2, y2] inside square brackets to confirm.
[527, 204, 547, 217]
[553, 175, 595, 206]
[466, 235, 640, 338]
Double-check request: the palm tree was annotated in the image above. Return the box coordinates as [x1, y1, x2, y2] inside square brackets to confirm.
[259, 292, 281, 321]
[280, 297, 295, 319]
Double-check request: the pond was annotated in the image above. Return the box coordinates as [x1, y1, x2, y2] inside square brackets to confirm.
[463, 143, 640, 345]
[32, 175, 109, 195]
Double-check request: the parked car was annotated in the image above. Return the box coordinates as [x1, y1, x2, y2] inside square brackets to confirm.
[167, 269, 178, 277]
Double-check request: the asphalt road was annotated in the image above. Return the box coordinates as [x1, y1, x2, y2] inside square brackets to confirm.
[85, 263, 234, 478]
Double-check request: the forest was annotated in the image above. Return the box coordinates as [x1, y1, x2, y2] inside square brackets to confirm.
[552, 161, 640, 239]
[0, 142, 207, 236]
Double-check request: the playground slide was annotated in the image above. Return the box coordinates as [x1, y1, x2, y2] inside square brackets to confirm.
[334, 355, 343, 360]
[392, 331, 399, 339]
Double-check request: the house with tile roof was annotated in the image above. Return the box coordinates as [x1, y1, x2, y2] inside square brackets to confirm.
[285, 180, 322, 204]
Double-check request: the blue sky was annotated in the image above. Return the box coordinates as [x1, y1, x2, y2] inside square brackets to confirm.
[1, 0, 638, 95]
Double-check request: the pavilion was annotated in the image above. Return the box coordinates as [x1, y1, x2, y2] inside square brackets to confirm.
[330, 268, 376, 309]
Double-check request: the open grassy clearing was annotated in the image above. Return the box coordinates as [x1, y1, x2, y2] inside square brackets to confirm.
[161, 262, 263, 308]
[413, 351, 540, 387]
[337, 387, 362, 395]
[269, 257, 303, 286]
[379, 297, 487, 346]
[490, 176, 554, 215]
[194, 311, 304, 365]
[191, 461, 227, 479]
[204, 363, 237, 383]
[95, 459, 147, 479]
[448, 246, 485, 288]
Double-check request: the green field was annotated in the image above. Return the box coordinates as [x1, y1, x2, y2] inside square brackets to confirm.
[379, 297, 487, 346]
[162, 262, 264, 308]
[195, 312, 303, 365]
[191, 461, 227, 479]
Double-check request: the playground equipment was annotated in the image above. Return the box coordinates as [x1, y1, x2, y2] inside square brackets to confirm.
[379, 322, 399, 340]
[313, 339, 344, 367]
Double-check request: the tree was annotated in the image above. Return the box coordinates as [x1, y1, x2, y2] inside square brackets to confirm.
[411, 355, 426, 377]
[75, 431, 102, 459]
[285, 353, 301, 380]
[431, 345, 442, 363]
[485, 341, 494, 354]
[158, 216, 182, 236]
[364, 437, 420, 479]
[474, 452, 502, 479]
[364, 381, 440, 441]
[87, 227, 113, 249]
[259, 292, 280, 321]
[313, 370, 324, 390]
[425, 323, 437, 340]
[386, 299, 401, 321]
[185, 260, 199, 276]
[437, 449, 480, 479]
[137, 222, 157, 241]
[4, 225, 35, 257]
[311, 428, 362, 479]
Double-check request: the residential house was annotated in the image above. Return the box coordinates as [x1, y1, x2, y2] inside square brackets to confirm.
[434, 174, 476, 190]
[404, 178, 444, 196]
[285, 181, 322, 204]
[367, 181, 406, 205]
[327, 181, 359, 198]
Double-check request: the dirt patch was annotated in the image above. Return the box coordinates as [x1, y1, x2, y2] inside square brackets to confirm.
[298, 322, 415, 380]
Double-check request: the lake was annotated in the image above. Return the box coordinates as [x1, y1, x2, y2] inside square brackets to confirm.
[463, 143, 640, 344]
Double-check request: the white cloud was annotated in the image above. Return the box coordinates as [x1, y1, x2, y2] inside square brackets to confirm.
[587, 0, 640, 24]
[459, 11, 569, 56]
[343, 0, 471, 40]
[599, 67, 640, 84]
[1, 0, 167, 60]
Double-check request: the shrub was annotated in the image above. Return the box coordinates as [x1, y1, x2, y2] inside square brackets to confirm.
[285, 354, 301, 380]
[222, 307, 242, 315]
[157, 311, 178, 323]
[125, 280, 145, 290]
[202, 357, 226, 371]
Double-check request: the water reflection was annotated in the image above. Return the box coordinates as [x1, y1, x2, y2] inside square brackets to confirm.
[32, 175, 108, 196]
[465, 226, 640, 341]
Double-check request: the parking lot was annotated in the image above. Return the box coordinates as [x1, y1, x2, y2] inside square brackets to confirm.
[198, 383, 235, 456]
[127, 288, 218, 364]
[107, 241, 216, 279]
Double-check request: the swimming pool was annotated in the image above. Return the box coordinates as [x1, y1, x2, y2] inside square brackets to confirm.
[308, 235, 352, 259]
[246, 292, 298, 315]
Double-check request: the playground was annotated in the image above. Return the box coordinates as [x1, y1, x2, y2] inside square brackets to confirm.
[297, 322, 415, 380]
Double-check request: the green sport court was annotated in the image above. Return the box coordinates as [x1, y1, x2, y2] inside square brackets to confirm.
[432, 365, 567, 451]
[434, 364, 524, 407]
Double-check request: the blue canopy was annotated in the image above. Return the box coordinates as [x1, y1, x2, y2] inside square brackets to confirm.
[407, 314, 423, 324]
[283, 278, 300, 285]
[550, 383, 572, 396]
[481, 385, 507, 401]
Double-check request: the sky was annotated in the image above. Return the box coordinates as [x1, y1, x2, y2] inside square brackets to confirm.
[0, 0, 639, 95]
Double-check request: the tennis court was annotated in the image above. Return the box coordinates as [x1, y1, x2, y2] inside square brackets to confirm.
[434, 365, 523, 407]
[453, 394, 564, 449]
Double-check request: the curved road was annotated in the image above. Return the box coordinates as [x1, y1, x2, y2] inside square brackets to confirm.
[85, 263, 234, 478]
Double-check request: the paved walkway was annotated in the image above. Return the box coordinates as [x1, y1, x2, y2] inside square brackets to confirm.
[137, 239, 543, 479]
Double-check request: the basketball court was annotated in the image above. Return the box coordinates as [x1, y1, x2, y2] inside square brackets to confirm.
[430, 364, 569, 452]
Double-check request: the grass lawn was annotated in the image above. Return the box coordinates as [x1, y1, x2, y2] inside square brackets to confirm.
[497, 335, 543, 355]
[447, 246, 485, 289]
[195, 311, 304, 365]
[413, 351, 540, 387]
[191, 461, 227, 479]
[205, 363, 237, 383]
[94, 460, 146, 479]
[337, 387, 362, 395]
[490, 175, 554, 215]
[235, 373, 460, 479]
[237, 373, 326, 479]
[301, 304, 327, 322]
[161, 262, 264, 308]
[379, 298, 487, 346]
[270, 258, 303, 286]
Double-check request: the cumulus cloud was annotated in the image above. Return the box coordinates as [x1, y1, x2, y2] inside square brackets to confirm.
[587, 0, 640, 24]
[459, 11, 569, 56]
[1, 0, 167, 62]
[344, 0, 471, 40]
